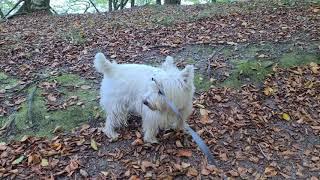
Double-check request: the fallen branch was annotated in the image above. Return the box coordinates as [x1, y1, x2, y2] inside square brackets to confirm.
[4, 0, 23, 19]
[27, 86, 37, 126]
[257, 143, 270, 160]
[0, 113, 16, 137]
[88, 0, 100, 13]
[207, 46, 225, 78]
[50, 6, 58, 15]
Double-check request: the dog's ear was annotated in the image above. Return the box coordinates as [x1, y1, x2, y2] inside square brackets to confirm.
[181, 65, 194, 84]
[161, 56, 175, 69]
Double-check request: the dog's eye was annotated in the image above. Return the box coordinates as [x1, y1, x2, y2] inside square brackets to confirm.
[151, 77, 155, 81]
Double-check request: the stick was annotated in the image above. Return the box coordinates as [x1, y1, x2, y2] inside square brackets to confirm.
[207, 46, 225, 78]
[0, 113, 15, 137]
[88, 0, 100, 13]
[257, 143, 269, 160]
[4, 0, 23, 19]
[27, 86, 37, 125]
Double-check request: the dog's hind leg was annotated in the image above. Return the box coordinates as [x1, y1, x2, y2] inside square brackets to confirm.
[102, 115, 119, 141]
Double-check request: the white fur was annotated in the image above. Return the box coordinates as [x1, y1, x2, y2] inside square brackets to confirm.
[94, 53, 195, 143]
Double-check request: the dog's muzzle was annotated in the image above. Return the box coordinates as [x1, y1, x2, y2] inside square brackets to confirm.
[143, 100, 156, 111]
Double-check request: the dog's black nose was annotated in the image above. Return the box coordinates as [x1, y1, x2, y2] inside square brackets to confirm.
[143, 100, 149, 106]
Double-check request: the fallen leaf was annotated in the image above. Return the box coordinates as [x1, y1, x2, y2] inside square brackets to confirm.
[80, 85, 91, 90]
[101, 171, 110, 177]
[181, 162, 191, 169]
[219, 153, 228, 161]
[200, 108, 209, 124]
[47, 94, 57, 102]
[12, 155, 25, 165]
[282, 113, 291, 121]
[177, 149, 192, 157]
[129, 175, 140, 180]
[132, 138, 143, 146]
[91, 139, 98, 150]
[41, 158, 49, 167]
[187, 167, 198, 177]
[310, 62, 319, 74]
[264, 166, 277, 177]
[80, 169, 89, 177]
[263, 87, 274, 96]
[176, 140, 183, 148]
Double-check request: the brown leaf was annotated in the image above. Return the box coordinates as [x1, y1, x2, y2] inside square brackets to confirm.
[175, 140, 183, 148]
[228, 169, 239, 177]
[177, 149, 192, 157]
[47, 94, 57, 102]
[132, 138, 143, 146]
[200, 108, 209, 124]
[129, 175, 140, 180]
[65, 159, 79, 176]
[187, 167, 198, 177]
[264, 166, 277, 177]
[141, 160, 154, 172]
[201, 167, 210, 175]
[219, 153, 228, 161]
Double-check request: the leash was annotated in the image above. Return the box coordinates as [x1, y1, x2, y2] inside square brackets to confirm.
[152, 78, 216, 165]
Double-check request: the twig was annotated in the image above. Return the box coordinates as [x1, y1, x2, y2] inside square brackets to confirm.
[27, 86, 37, 125]
[50, 6, 58, 15]
[4, 0, 23, 19]
[207, 46, 225, 78]
[0, 113, 16, 137]
[88, 0, 100, 12]
[257, 143, 269, 160]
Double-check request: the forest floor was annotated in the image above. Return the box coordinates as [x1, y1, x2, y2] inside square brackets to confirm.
[0, 0, 320, 179]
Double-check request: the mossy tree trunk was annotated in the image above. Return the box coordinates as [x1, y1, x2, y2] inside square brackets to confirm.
[0, 8, 4, 18]
[15, 0, 51, 15]
[164, 0, 180, 5]
[156, 0, 161, 5]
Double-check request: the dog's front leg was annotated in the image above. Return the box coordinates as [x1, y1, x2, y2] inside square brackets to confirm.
[142, 113, 159, 144]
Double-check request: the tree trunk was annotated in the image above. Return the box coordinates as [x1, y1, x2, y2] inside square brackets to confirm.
[131, 0, 134, 8]
[16, 0, 51, 15]
[109, 0, 112, 11]
[0, 8, 4, 18]
[156, 0, 161, 5]
[164, 0, 180, 5]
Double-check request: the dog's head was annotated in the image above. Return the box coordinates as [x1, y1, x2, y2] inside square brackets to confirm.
[143, 56, 194, 112]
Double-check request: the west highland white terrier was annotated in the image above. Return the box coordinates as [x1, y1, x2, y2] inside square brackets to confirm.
[94, 53, 195, 143]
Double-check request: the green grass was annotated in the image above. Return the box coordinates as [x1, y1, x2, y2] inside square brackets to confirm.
[194, 73, 212, 91]
[222, 52, 320, 88]
[279, 53, 320, 68]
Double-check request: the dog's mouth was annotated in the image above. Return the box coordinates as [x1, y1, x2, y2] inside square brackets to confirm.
[142, 100, 157, 111]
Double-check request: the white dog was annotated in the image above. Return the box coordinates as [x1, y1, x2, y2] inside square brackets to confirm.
[94, 53, 195, 143]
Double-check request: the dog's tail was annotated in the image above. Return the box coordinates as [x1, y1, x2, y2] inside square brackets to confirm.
[94, 53, 113, 74]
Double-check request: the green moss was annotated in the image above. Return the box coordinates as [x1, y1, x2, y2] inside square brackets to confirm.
[194, 73, 212, 91]
[222, 60, 273, 88]
[0, 72, 19, 90]
[0, 73, 100, 142]
[279, 53, 320, 68]
[185, 58, 196, 64]
[54, 73, 87, 86]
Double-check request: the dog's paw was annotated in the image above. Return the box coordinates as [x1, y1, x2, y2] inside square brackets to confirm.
[102, 128, 119, 142]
